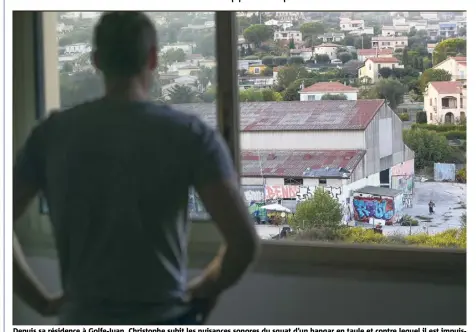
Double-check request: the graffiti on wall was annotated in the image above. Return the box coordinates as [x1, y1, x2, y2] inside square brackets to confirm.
[295, 186, 342, 201]
[391, 175, 414, 194]
[265, 185, 300, 200]
[434, 163, 456, 182]
[242, 186, 265, 203]
[403, 194, 413, 208]
[353, 196, 395, 222]
[391, 160, 415, 177]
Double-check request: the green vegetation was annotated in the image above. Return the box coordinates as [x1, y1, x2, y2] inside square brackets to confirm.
[240, 88, 283, 102]
[321, 93, 347, 100]
[398, 113, 410, 121]
[456, 167, 466, 183]
[403, 128, 451, 169]
[432, 38, 466, 65]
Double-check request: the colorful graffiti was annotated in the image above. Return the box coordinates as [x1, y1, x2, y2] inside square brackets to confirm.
[391, 160, 415, 177]
[242, 186, 265, 203]
[353, 197, 395, 222]
[265, 185, 300, 200]
[434, 163, 456, 182]
[391, 175, 414, 194]
[296, 185, 342, 201]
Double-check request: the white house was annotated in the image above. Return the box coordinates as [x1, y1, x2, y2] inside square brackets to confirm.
[299, 82, 358, 101]
[408, 20, 428, 31]
[174, 100, 415, 222]
[274, 30, 302, 42]
[314, 43, 340, 60]
[265, 19, 279, 26]
[381, 26, 396, 37]
[274, 12, 305, 21]
[427, 43, 437, 54]
[289, 48, 313, 61]
[358, 57, 403, 84]
[318, 33, 345, 43]
[348, 27, 375, 36]
[64, 43, 91, 54]
[424, 81, 466, 124]
[371, 36, 408, 50]
[394, 24, 411, 34]
[433, 56, 467, 81]
[340, 18, 365, 31]
[357, 49, 393, 62]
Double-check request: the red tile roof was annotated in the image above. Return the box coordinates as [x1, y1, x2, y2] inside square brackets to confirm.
[366, 57, 400, 63]
[357, 49, 393, 56]
[172, 100, 385, 131]
[430, 81, 463, 94]
[300, 82, 358, 93]
[453, 56, 467, 62]
[241, 150, 366, 177]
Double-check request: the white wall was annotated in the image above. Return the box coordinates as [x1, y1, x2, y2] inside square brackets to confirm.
[241, 131, 365, 150]
[300, 92, 358, 101]
[314, 46, 339, 60]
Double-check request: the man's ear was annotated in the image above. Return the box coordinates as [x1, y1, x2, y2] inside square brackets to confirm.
[149, 46, 158, 71]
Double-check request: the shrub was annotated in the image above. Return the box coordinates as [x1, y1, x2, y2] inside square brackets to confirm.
[261, 56, 274, 66]
[273, 56, 288, 66]
[399, 113, 410, 121]
[411, 123, 466, 132]
[442, 130, 466, 140]
[400, 215, 419, 226]
[456, 167, 466, 183]
[288, 56, 304, 65]
[406, 228, 466, 249]
[416, 111, 427, 124]
[244, 55, 259, 60]
[460, 212, 466, 228]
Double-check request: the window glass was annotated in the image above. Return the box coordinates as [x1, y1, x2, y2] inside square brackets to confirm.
[232, 11, 467, 249]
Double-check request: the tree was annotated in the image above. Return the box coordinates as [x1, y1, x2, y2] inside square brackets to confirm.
[243, 24, 274, 47]
[262, 66, 273, 76]
[416, 111, 427, 124]
[201, 86, 216, 103]
[402, 48, 410, 66]
[281, 80, 302, 101]
[61, 62, 74, 73]
[289, 38, 296, 50]
[315, 54, 330, 63]
[288, 56, 304, 65]
[276, 66, 309, 91]
[197, 66, 214, 92]
[337, 52, 353, 64]
[261, 56, 274, 66]
[240, 88, 282, 102]
[418, 68, 452, 93]
[299, 22, 325, 39]
[167, 85, 198, 104]
[273, 56, 288, 66]
[321, 93, 347, 100]
[163, 48, 186, 65]
[195, 33, 215, 57]
[433, 38, 466, 65]
[375, 78, 407, 109]
[289, 188, 343, 230]
[378, 67, 393, 79]
[458, 27, 467, 37]
[403, 129, 451, 169]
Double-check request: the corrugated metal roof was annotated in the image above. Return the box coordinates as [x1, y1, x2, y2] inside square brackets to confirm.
[172, 100, 385, 131]
[241, 149, 365, 178]
[354, 186, 402, 197]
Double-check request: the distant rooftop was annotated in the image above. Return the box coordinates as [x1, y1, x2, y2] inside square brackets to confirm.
[430, 81, 463, 94]
[366, 57, 400, 63]
[172, 100, 385, 131]
[241, 149, 365, 178]
[357, 49, 393, 56]
[300, 82, 358, 93]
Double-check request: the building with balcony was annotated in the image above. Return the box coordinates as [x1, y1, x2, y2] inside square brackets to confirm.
[274, 30, 303, 42]
[433, 56, 467, 81]
[439, 22, 458, 38]
[424, 81, 466, 124]
[358, 57, 403, 84]
[371, 36, 408, 50]
[357, 48, 393, 62]
[427, 24, 440, 40]
[318, 32, 345, 43]
[299, 82, 358, 101]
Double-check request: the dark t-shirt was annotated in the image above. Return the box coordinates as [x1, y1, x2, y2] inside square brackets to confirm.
[15, 99, 235, 324]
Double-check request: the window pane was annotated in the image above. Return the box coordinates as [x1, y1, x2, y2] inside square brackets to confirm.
[230, 11, 466, 247]
[23, 12, 219, 250]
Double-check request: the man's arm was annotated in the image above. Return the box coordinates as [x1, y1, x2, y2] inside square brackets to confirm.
[13, 122, 63, 316]
[188, 121, 260, 300]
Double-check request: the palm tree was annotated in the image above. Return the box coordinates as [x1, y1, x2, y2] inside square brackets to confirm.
[168, 85, 198, 104]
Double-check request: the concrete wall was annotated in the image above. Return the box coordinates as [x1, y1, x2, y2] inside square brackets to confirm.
[364, 104, 414, 176]
[241, 131, 365, 150]
[14, 224, 466, 325]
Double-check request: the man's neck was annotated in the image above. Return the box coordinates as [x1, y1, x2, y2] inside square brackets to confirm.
[104, 76, 150, 102]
